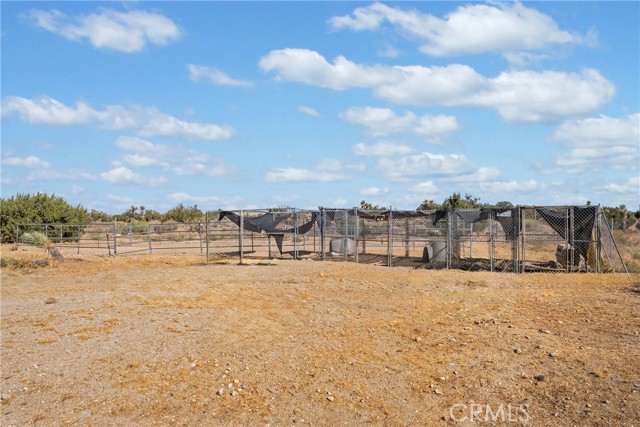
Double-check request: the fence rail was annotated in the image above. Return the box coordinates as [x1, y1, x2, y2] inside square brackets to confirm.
[14, 205, 627, 273]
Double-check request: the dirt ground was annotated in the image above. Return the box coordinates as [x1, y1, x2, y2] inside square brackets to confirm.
[1, 246, 639, 426]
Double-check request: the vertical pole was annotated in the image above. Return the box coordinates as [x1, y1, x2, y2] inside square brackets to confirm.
[320, 209, 325, 261]
[446, 209, 452, 269]
[77, 225, 81, 254]
[405, 217, 410, 258]
[198, 222, 203, 255]
[147, 223, 153, 254]
[113, 220, 118, 256]
[387, 210, 393, 267]
[489, 210, 495, 272]
[515, 208, 521, 274]
[596, 206, 602, 273]
[469, 223, 473, 259]
[354, 208, 359, 264]
[239, 210, 244, 264]
[294, 208, 298, 260]
[205, 212, 210, 262]
[343, 209, 348, 262]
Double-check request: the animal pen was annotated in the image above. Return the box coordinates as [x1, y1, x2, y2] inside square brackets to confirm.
[15, 205, 627, 274]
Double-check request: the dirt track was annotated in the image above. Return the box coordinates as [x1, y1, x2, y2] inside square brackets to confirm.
[1, 252, 639, 426]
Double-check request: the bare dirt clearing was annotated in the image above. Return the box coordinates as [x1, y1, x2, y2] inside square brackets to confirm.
[1, 250, 639, 426]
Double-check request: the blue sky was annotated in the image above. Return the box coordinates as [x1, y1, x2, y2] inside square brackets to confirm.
[1, 1, 638, 214]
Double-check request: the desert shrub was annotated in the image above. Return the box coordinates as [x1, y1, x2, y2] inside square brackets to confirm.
[163, 204, 203, 223]
[0, 193, 90, 243]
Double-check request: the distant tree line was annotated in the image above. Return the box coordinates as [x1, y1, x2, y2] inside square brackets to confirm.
[0, 194, 206, 243]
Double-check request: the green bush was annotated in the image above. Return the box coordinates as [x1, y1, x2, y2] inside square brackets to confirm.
[163, 203, 203, 223]
[0, 193, 90, 243]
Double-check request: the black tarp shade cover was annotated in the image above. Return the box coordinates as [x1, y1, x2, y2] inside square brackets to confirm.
[535, 206, 596, 260]
[218, 211, 319, 255]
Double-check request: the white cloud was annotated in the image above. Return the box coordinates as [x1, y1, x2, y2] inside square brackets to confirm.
[360, 186, 389, 196]
[188, 64, 253, 88]
[479, 179, 540, 193]
[259, 48, 400, 91]
[378, 152, 474, 180]
[260, 49, 615, 122]
[265, 167, 346, 183]
[1, 155, 97, 182]
[444, 167, 502, 184]
[408, 181, 438, 194]
[328, 2, 586, 57]
[353, 141, 415, 156]
[551, 113, 639, 172]
[100, 166, 167, 186]
[341, 106, 458, 140]
[298, 105, 322, 118]
[27, 8, 181, 52]
[265, 157, 365, 183]
[166, 192, 244, 208]
[603, 176, 640, 194]
[114, 136, 234, 177]
[378, 44, 400, 58]
[1, 96, 234, 140]
[316, 158, 365, 173]
[2, 155, 50, 168]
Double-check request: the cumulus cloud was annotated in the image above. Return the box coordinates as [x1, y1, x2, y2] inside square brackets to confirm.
[100, 165, 167, 186]
[1, 155, 97, 182]
[407, 181, 438, 194]
[188, 64, 253, 88]
[265, 159, 364, 183]
[259, 49, 615, 122]
[328, 2, 586, 57]
[603, 176, 640, 194]
[353, 141, 415, 156]
[1, 96, 234, 140]
[378, 152, 474, 180]
[479, 179, 540, 193]
[27, 8, 181, 52]
[551, 113, 639, 173]
[360, 186, 389, 196]
[259, 48, 400, 90]
[166, 192, 244, 208]
[114, 136, 234, 177]
[265, 168, 345, 183]
[2, 155, 50, 168]
[340, 106, 458, 140]
[298, 105, 322, 118]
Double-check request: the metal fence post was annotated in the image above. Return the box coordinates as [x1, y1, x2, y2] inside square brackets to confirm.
[198, 221, 203, 255]
[387, 210, 393, 267]
[320, 209, 325, 261]
[147, 223, 153, 254]
[113, 220, 118, 256]
[354, 208, 359, 264]
[446, 209, 452, 269]
[205, 212, 210, 262]
[596, 206, 602, 273]
[77, 225, 81, 254]
[343, 209, 348, 262]
[294, 208, 299, 260]
[239, 209, 244, 264]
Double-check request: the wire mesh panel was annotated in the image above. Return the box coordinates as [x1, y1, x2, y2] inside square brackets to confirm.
[598, 211, 628, 273]
[320, 209, 357, 262]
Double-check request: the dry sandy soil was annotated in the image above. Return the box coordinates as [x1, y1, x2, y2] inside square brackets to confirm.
[1, 247, 639, 426]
